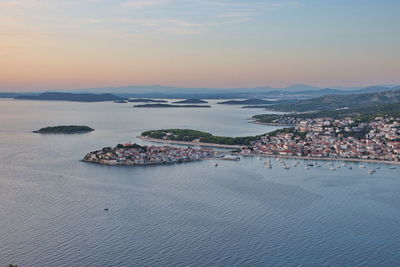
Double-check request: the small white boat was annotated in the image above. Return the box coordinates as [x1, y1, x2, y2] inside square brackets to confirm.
[368, 169, 376, 174]
[359, 165, 366, 168]
[265, 165, 272, 169]
[304, 167, 310, 170]
[214, 163, 218, 167]
[330, 167, 336, 171]
[348, 166, 352, 170]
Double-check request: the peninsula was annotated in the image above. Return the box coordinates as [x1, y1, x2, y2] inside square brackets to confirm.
[83, 143, 225, 166]
[34, 125, 94, 134]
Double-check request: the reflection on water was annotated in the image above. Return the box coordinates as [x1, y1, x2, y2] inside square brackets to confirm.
[0, 99, 400, 266]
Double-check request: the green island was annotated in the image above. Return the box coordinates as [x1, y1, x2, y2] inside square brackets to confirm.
[141, 129, 269, 146]
[133, 104, 211, 108]
[128, 98, 168, 103]
[34, 125, 94, 134]
[173, 98, 208, 104]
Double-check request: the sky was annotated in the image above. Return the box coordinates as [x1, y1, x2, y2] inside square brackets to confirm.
[1, 0, 400, 91]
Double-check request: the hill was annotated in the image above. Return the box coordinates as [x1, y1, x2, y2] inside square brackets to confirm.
[15, 92, 125, 102]
[253, 102, 400, 124]
[270, 89, 400, 112]
[141, 129, 261, 146]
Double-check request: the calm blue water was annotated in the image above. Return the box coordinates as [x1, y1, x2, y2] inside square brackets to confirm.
[0, 99, 399, 267]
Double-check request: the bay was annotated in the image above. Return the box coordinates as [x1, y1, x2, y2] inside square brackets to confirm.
[0, 99, 399, 267]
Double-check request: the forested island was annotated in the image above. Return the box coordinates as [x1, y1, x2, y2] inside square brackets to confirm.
[133, 104, 211, 108]
[15, 92, 125, 102]
[128, 98, 168, 103]
[34, 125, 94, 134]
[173, 98, 208, 104]
[114, 100, 128, 103]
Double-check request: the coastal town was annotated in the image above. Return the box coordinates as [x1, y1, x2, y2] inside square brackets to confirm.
[83, 143, 225, 166]
[249, 116, 400, 162]
[83, 116, 400, 167]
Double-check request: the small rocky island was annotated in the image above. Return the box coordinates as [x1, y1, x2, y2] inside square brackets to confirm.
[83, 143, 224, 166]
[114, 100, 128, 103]
[34, 125, 94, 134]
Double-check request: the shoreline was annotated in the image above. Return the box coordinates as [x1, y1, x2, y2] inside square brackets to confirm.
[138, 136, 399, 165]
[243, 153, 400, 165]
[82, 156, 236, 167]
[137, 136, 242, 149]
[81, 159, 201, 166]
[33, 130, 93, 134]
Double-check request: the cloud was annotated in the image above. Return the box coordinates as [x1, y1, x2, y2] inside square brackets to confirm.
[113, 17, 203, 34]
[219, 12, 255, 18]
[121, 0, 173, 9]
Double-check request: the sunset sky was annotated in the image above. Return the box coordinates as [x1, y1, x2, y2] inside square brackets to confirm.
[1, 0, 399, 91]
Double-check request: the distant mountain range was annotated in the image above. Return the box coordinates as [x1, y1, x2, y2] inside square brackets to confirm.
[71, 84, 400, 99]
[1, 84, 399, 100]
